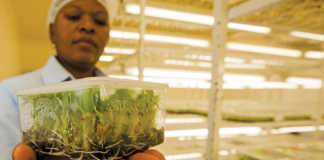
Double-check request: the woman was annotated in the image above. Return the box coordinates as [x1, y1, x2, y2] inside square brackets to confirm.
[0, 0, 165, 159]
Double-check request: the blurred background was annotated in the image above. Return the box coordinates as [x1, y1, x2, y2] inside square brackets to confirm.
[1, 0, 324, 159]
[0, 0, 53, 79]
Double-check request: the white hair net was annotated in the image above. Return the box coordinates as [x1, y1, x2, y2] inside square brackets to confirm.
[47, 0, 118, 26]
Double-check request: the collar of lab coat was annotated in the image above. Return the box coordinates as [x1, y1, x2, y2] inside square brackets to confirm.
[41, 56, 105, 85]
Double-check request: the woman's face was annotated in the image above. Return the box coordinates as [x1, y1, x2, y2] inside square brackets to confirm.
[51, 0, 110, 70]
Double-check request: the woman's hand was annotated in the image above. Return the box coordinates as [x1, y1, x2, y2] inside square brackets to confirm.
[129, 150, 166, 160]
[13, 143, 165, 160]
[12, 143, 36, 160]
[12, 143, 68, 160]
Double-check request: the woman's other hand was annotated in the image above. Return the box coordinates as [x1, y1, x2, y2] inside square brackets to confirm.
[129, 149, 166, 160]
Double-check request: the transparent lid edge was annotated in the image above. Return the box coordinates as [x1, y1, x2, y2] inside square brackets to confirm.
[16, 77, 169, 96]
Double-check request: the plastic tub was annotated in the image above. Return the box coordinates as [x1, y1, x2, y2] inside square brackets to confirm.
[17, 77, 168, 159]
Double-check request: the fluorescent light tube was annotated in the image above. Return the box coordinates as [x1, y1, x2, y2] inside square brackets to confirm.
[220, 127, 262, 137]
[126, 4, 213, 25]
[166, 58, 260, 69]
[228, 22, 270, 34]
[219, 150, 229, 156]
[286, 77, 322, 89]
[104, 47, 136, 55]
[224, 74, 265, 82]
[227, 42, 302, 57]
[225, 63, 265, 69]
[291, 31, 324, 41]
[305, 51, 324, 59]
[145, 34, 209, 47]
[251, 59, 284, 66]
[110, 30, 139, 39]
[165, 127, 262, 138]
[185, 55, 245, 64]
[223, 83, 246, 89]
[198, 62, 212, 68]
[165, 129, 208, 138]
[165, 118, 205, 124]
[99, 55, 114, 62]
[164, 60, 211, 68]
[224, 82, 298, 89]
[164, 60, 195, 66]
[319, 126, 324, 131]
[225, 57, 245, 64]
[251, 59, 266, 65]
[109, 75, 210, 89]
[110, 74, 212, 88]
[110, 30, 209, 47]
[143, 77, 211, 89]
[185, 54, 212, 61]
[166, 153, 202, 160]
[271, 126, 317, 134]
[125, 4, 271, 34]
[249, 82, 298, 89]
[127, 68, 212, 80]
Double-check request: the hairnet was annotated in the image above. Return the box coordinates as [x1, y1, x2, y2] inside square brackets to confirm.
[47, 0, 118, 26]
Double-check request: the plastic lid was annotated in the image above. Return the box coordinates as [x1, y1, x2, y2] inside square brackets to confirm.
[16, 77, 168, 96]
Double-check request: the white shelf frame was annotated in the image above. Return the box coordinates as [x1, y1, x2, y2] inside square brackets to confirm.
[208, 0, 323, 160]
[132, 0, 323, 159]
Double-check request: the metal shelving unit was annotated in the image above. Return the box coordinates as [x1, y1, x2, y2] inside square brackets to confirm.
[99, 0, 324, 159]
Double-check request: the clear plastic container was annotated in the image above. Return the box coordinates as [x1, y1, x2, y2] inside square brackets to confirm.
[17, 77, 168, 159]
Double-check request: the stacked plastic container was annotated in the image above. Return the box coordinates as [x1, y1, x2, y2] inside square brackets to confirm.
[16, 77, 168, 159]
